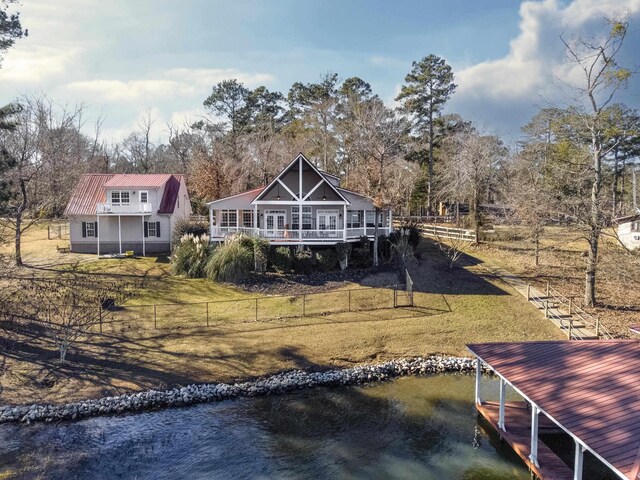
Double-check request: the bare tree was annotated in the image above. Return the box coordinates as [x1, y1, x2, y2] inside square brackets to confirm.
[561, 15, 633, 306]
[345, 98, 408, 266]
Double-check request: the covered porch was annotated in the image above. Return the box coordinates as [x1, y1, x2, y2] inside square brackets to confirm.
[209, 205, 392, 244]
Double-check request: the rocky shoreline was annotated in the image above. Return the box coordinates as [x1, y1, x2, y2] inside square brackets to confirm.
[0, 356, 488, 425]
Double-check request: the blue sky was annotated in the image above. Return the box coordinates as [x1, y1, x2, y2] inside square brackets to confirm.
[0, 0, 638, 143]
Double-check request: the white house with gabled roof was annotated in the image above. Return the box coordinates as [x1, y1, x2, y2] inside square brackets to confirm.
[207, 153, 393, 245]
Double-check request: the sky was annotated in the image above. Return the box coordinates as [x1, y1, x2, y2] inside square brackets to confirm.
[0, 0, 639, 144]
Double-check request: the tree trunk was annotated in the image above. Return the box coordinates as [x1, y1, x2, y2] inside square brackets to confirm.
[15, 212, 22, 266]
[584, 137, 602, 307]
[427, 107, 434, 215]
[534, 230, 540, 267]
[612, 147, 620, 219]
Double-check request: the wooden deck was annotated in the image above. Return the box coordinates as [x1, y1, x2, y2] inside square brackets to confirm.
[477, 401, 574, 480]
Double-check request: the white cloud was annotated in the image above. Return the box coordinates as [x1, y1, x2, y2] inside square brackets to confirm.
[451, 0, 640, 133]
[0, 45, 80, 83]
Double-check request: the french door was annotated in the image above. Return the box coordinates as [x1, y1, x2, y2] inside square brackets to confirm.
[265, 211, 286, 238]
[317, 210, 339, 237]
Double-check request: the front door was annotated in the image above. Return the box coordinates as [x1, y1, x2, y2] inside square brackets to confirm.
[265, 211, 286, 238]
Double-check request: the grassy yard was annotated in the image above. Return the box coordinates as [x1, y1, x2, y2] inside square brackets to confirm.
[0, 222, 564, 406]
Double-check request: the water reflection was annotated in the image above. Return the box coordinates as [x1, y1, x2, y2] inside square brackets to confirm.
[0, 375, 531, 479]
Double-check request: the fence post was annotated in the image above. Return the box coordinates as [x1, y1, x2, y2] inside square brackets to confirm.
[206, 302, 209, 327]
[255, 298, 259, 321]
[544, 300, 549, 318]
[348, 290, 351, 312]
[596, 318, 600, 337]
[546, 281, 550, 297]
[569, 320, 573, 340]
[569, 297, 573, 315]
[527, 284, 531, 301]
[99, 305, 102, 333]
[154, 305, 157, 329]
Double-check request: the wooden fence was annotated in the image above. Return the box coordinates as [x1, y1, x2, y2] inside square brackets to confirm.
[416, 224, 477, 242]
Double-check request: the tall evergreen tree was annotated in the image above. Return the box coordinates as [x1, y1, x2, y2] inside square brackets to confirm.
[395, 55, 457, 214]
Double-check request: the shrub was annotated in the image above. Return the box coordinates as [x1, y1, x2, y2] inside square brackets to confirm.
[271, 246, 294, 273]
[172, 218, 209, 246]
[351, 236, 371, 268]
[205, 234, 253, 282]
[316, 248, 339, 272]
[335, 242, 352, 270]
[293, 247, 316, 274]
[390, 229, 414, 266]
[396, 223, 421, 248]
[377, 235, 392, 261]
[252, 237, 270, 273]
[171, 233, 212, 278]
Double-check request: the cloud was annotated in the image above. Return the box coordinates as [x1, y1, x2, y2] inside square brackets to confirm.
[450, 0, 640, 135]
[0, 45, 80, 83]
[65, 68, 274, 103]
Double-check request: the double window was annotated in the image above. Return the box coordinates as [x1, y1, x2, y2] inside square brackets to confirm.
[242, 210, 253, 228]
[110, 190, 130, 205]
[220, 210, 238, 228]
[366, 210, 383, 227]
[291, 206, 312, 230]
[139, 191, 148, 203]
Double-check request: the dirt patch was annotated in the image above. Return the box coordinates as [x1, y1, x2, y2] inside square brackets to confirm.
[235, 265, 399, 295]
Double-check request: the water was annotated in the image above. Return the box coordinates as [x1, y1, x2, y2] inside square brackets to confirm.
[0, 375, 531, 479]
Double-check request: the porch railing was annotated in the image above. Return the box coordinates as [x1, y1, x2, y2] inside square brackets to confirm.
[211, 226, 391, 241]
[97, 202, 153, 214]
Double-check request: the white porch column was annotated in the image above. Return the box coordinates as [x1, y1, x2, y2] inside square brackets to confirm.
[475, 359, 482, 404]
[118, 215, 122, 255]
[254, 204, 258, 237]
[498, 377, 506, 431]
[574, 440, 584, 480]
[389, 209, 393, 234]
[96, 215, 100, 257]
[343, 204, 347, 241]
[530, 404, 540, 467]
[209, 207, 214, 237]
[236, 209, 240, 231]
[141, 216, 146, 257]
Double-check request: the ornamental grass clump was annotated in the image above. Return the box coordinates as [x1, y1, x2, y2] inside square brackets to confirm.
[205, 234, 254, 282]
[171, 233, 212, 278]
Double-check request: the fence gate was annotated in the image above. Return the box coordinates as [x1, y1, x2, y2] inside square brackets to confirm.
[394, 269, 414, 308]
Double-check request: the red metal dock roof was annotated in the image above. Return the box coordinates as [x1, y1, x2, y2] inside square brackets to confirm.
[467, 340, 640, 479]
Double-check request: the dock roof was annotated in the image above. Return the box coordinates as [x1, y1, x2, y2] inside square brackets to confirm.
[467, 340, 640, 480]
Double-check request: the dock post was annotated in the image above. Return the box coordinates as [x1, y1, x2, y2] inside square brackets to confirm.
[596, 318, 600, 337]
[529, 404, 540, 468]
[569, 320, 573, 340]
[498, 378, 506, 431]
[475, 359, 482, 405]
[545, 300, 549, 318]
[574, 440, 584, 480]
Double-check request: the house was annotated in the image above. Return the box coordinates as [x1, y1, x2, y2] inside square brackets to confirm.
[64, 173, 192, 255]
[614, 212, 640, 250]
[207, 153, 393, 245]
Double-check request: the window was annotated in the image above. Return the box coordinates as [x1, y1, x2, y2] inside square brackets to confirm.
[291, 206, 312, 229]
[317, 210, 338, 230]
[82, 221, 96, 238]
[144, 221, 161, 238]
[110, 190, 130, 205]
[221, 210, 238, 228]
[242, 210, 253, 227]
[140, 191, 148, 203]
[347, 210, 363, 228]
[366, 210, 382, 227]
[632, 221, 640, 232]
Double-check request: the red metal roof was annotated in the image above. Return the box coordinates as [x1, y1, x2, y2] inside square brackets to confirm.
[64, 174, 114, 216]
[65, 173, 185, 216]
[467, 340, 640, 479]
[158, 175, 182, 214]
[103, 174, 174, 188]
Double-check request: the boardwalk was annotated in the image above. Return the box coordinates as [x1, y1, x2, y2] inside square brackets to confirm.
[478, 262, 601, 339]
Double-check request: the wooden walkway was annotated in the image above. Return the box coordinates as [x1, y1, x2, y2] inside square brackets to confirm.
[478, 263, 599, 340]
[477, 401, 574, 480]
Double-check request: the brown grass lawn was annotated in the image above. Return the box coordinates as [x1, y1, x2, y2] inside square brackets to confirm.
[473, 225, 640, 337]
[0, 223, 564, 406]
